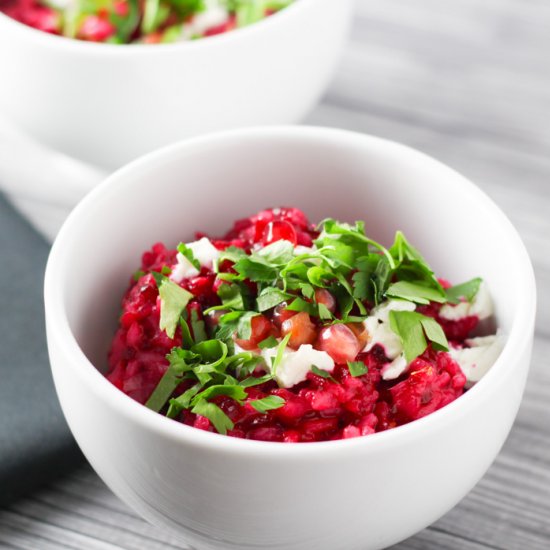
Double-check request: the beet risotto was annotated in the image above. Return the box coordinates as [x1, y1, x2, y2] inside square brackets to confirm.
[107, 207, 503, 442]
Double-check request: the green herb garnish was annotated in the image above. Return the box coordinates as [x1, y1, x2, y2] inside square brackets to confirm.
[347, 361, 368, 377]
[389, 311, 449, 363]
[153, 272, 193, 339]
[445, 277, 482, 304]
[249, 395, 286, 413]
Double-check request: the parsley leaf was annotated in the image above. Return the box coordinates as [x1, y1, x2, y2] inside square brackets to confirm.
[256, 287, 290, 312]
[153, 272, 193, 339]
[179, 314, 194, 349]
[249, 395, 286, 413]
[310, 365, 335, 381]
[191, 399, 234, 435]
[177, 242, 201, 270]
[190, 308, 207, 343]
[166, 383, 201, 418]
[385, 281, 446, 305]
[239, 373, 274, 387]
[389, 311, 449, 363]
[271, 333, 291, 375]
[419, 316, 449, 351]
[216, 282, 246, 311]
[191, 384, 247, 406]
[258, 335, 279, 349]
[347, 361, 368, 377]
[144, 348, 194, 412]
[445, 277, 483, 304]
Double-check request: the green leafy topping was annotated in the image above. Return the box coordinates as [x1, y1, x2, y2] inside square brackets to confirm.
[249, 395, 286, 413]
[386, 281, 446, 305]
[153, 272, 193, 339]
[191, 399, 234, 435]
[190, 308, 207, 343]
[133, 269, 146, 281]
[179, 314, 194, 349]
[286, 297, 317, 316]
[347, 361, 368, 377]
[389, 311, 449, 363]
[445, 277, 483, 304]
[258, 335, 279, 349]
[166, 383, 201, 418]
[191, 384, 247, 405]
[256, 287, 290, 312]
[142, 215, 480, 436]
[145, 347, 194, 412]
[310, 365, 335, 380]
[271, 333, 291, 375]
[177, 242, 201, 271]
[239, 373, 274, 387]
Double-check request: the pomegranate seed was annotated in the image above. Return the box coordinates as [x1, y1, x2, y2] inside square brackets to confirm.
[262, 221, 297, 246]
[281, 312, 317, 349]
[316, 324, 361, 364]
[314, 288, 337, 313]
[234, 314, 273, 350]
[347, 322, 369, 348]
[272, 303, 296, 328]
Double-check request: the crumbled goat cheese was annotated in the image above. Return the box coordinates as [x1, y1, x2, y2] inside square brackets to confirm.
[261, 344, 335, 389]
[170, 237, 220, 283]
[449, 333, 504, 384]
[439, 282, 493, 321]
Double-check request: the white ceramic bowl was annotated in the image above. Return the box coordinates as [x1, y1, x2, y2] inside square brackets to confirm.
[0, 0, 352, 240]
[45, 127, 536, 550]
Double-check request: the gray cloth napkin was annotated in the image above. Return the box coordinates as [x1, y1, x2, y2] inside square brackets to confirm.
[0, 193, 82, 505]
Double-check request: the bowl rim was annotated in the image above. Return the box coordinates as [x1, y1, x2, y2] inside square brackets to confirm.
[45, 125, 537, 459]
[0, 0, 315, 54]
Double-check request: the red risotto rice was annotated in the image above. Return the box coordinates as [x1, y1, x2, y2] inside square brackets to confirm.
[106, 207, 501, 442]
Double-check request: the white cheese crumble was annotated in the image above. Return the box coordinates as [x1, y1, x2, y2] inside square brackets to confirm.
[362, 300, 416, 381]
[439, 282, 493, 321]
[170, 237, 220, 283]
[261, 344, 335, 389]
[181, 0, 229, 40]
[449, 333, 504, 384]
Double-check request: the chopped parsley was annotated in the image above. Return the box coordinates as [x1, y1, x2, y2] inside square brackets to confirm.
[141, 217, 482, 435]
[249, 395, 286, 413]
[389, 311, 449, 363]
[153, 272, 193, 339]
[347, 361, 369, 377]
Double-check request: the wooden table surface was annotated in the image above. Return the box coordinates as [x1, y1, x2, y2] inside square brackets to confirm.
[1, 1, 549, 548]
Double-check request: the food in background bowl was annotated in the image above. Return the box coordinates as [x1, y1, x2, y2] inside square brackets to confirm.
[0, 0, 294, 44]
[107, 206, 503, 441]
